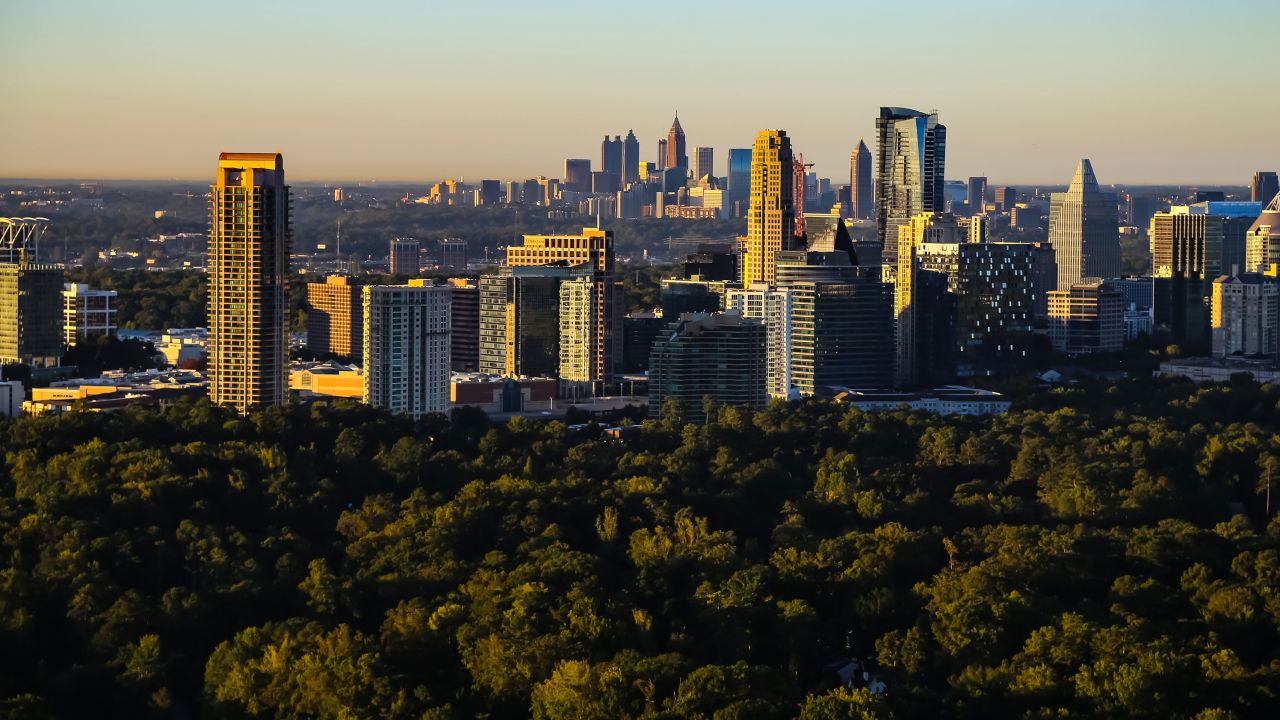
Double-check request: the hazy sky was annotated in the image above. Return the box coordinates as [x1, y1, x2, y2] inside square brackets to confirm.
[1, 0, 1277, 185]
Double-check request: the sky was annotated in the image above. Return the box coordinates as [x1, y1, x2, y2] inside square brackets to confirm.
[1, 0, 1277, 185]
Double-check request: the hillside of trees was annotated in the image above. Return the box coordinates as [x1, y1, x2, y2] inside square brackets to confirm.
[2, 377, 1278, 718]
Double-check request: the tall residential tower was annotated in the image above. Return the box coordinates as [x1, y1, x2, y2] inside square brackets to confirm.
[850, 140, 873, 220]
[208, 152, 289, 413]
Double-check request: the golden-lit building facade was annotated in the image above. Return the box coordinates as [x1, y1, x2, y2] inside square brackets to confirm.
[305, 275, 363, 360]
[208, 152, 289, 413]
[743, 130, 796, 284]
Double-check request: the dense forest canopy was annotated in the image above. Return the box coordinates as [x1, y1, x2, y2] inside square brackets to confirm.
[2, 376, 1279, 718]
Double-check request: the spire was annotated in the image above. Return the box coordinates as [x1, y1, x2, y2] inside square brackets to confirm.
[670, 112, 683, 134]
[1068, 159, 1100, 193]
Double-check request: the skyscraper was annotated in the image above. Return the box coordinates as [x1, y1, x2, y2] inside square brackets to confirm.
[876, 107, 947, 264]
[436, 238, 467, 272]
[0, 217, 62, 367]
[967, 176, 988, 214]
[743, 129, 796, 285]
[850, 140, 873, 220]
[693, 146, 714, 182]
[601, 135, 622, 178]
[622, 130, 640, 186]
[363, 281, 451, 419]
[564, 159, 591, 193]
[1150, 202, 1261, 342]
[657, 139, 668, 171]
[1047, 159, 1119, 292]
[1252, 171, 1279, 203]
[208, 152, 289, 413]
[726, 148, 752, 218]
[895, 212, 965, 386]
[390, 238, 420, 275]
[665, 114, 687, 175]
[994, 187, 1018, 213]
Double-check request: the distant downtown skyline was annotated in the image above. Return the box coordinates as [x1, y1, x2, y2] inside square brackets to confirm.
[1, 0, 1276, 184]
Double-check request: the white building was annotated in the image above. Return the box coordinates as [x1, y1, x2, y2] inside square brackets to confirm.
[831, 386, 1011, 416]
[1211, 274, 1278, 358]
[62, 283, 118, 346]
[725, 283, 795, 398]
[363, 281, 451, 419]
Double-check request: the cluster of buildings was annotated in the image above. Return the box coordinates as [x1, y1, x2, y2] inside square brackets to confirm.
[5, 127, 1279, 424]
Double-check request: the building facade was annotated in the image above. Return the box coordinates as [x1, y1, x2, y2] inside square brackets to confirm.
[1047, 159, 1119, 292]
[305, 275, 364, 359]
[725, 283, 795, 398]
[437, 238, 467, 271]
[648, 312, 767, 422]
[1253, 171, 1279, 203]
[362, 281, 451, 419]
[1211, 273, 1278, 358]
[390, 238, 420, 276]
[1047, 278, 1125, 355]
[1246, 194, 1280, 276]
[446, 278, 479, 372]
[693, 146, 714, 182]
[208, 152, 289, 413]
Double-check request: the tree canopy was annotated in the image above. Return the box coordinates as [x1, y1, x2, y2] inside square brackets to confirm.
[1, 376, 1278, 718]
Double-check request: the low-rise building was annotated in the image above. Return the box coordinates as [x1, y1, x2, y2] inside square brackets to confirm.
[289, 361, 363, 398]
[829, 385, 1011, 416]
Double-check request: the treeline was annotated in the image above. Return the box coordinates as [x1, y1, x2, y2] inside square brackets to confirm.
[1, 377, 1278, 718]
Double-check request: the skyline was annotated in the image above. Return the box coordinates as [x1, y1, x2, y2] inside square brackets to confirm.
[2, 0, 1278, 184]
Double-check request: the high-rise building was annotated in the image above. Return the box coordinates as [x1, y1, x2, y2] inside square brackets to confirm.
[648, 311, 767, 422]
[994, 187, 1018, 213]
[876, 107, 947, 264]
[1246, 194, 1280, 276]
[850, 140, 873, 220]
[743, 129, 796, 284]
[1211, 273, 1278, 358]
[787, 272, 893, 393]
[505, 228, 619, 385]
[1150, 201, 1261, 342]
[657, 139, 668, 171]
[726, 148, 752, 218]
[895, 213, 966, 386]
[446, 278, 479, 372]
[967, 176, 988, 215]
[0, 218, 62, 367]
[661, 278, 729, 322]
[622, 131, 640, 186]
[61, 283, 116, 347]
[1251, 171, 1278, 203]
[564, 159, 592, 193]
[665, 114, 687, 175]
[477, 179, 502, 206]
[437, 238, 467, 272]
[693, 146, 714, 182]
[208, 152, 289, 413]
[601, 135, 623, 178]
[725, 283, 795, 398]
[306, 275, 364, 359]
[390, 238, 420, 276]
[479, 266, 583, 378]
[1047, 159, 1119, 292]
[1047, 278, 1125, 355]
[362, 281, 451, 419]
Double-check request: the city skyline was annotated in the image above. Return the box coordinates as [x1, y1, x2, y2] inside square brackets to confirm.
[2, 0, 1276, 184]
